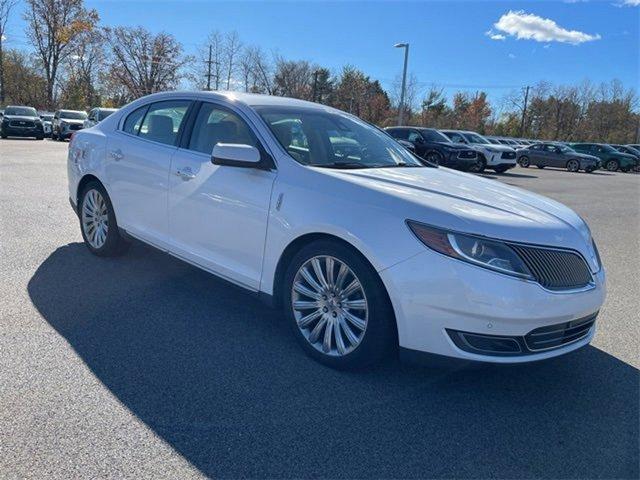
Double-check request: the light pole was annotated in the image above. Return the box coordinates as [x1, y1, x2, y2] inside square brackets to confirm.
[394, 42, 409, 126]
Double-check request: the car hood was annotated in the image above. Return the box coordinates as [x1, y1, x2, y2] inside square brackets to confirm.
[319, 166, 597, 268]
[3, 115, 39, 122]
[474, 143, 514, 152]
[60, 119, 85, 125]
[434, 142, 472, 151]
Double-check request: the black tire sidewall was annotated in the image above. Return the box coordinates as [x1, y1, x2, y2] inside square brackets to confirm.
[79, 182, 127, 256]
[519, 156, 530, 167]
[282, 240, 396, 369]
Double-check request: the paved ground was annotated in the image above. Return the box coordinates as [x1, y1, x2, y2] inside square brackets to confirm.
[1, 138, 638, 479]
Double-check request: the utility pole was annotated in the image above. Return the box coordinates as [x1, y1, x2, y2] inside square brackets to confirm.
[205, 45, 214, 91]
[312, 70, 319, 103]
[520, 85, 530, 137]
[394, 43, 410, 126]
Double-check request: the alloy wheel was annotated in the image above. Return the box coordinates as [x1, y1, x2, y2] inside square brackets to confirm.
[567, 160, 580, 172]
[606, 160, 618, 172]
[291, 255, 368, 356]
[426, 152, 441, 165]
[519, 156, 530, 168]
[81, 189, 109, 249]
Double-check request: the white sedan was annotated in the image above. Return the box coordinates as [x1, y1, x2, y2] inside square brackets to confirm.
[67, 91, 605, 369]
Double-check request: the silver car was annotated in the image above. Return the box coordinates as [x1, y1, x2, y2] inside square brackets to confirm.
[84, 107, 118, 129]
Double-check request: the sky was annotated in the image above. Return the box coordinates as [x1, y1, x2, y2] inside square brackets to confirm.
[4, 0, 639, 109]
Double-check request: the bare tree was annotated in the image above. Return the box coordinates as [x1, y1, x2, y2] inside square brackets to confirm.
[24, 0, 98, 108]
[0, 0, 18, 104]
[59, 28, 106, 108]
[223, 31, 242, 90]
[104, 26, 189, 101]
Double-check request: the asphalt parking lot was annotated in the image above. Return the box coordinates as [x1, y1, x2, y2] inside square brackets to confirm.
[1, 138, 638, 479]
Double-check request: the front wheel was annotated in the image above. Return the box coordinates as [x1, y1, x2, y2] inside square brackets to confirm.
[79, 182, 129, 256]
[283, 240, 396, 369]
[566, 159, 580, 172]
[518, 156, 530, 168]
[468, 157, 486, 173]
[536, 165, 545, 169]
[424, 150, 443, 166]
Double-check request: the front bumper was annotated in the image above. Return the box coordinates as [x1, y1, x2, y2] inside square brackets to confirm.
[483, 151, 517, 167]
[1, 124, 44, 138]
[446, 152, 481, 170]
[380, 248, 606, 363]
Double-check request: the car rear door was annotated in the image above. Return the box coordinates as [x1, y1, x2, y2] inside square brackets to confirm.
[105, 99, 193, 250]
[167, 101, 276, 290]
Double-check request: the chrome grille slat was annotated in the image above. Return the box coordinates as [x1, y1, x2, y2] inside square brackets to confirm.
[525, 313, 597, 351]
[509, 244, 593, 290]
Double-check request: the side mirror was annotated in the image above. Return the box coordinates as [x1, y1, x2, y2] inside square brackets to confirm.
[212, 143, 262, 168]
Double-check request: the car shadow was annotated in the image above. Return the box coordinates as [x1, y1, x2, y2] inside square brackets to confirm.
[27, 243, 639, 479]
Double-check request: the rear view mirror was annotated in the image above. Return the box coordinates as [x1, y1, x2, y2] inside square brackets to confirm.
[212, 143, 261, 168]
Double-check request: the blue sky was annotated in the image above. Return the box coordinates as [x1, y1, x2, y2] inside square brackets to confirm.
[4, 0, 639, 108]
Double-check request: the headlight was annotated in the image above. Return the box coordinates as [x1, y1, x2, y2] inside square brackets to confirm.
[407, 221, 533, 279]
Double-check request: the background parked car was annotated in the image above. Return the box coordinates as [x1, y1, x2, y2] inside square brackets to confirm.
[439, 129, 517, 173]
[0, 105, 44, 140]
[84, 107, 118, 129]
[39, 112, 54, 137]
[385, 126, 481, 171]
[570, 143, 637, 172]
[52, 109, 87, 141]
[517, 143, 599, 173]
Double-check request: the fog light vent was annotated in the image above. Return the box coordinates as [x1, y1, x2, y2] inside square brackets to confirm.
[448, 329, 523, 356]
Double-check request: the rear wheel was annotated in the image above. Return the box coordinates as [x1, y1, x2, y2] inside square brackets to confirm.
[566, 159, 580, 172]
[493, 166, 509, 174]
[79, 182, 129, 257]
[283, 240, 396, 369]
[606, 160, 619, 172]
[518, 156, 530, 168]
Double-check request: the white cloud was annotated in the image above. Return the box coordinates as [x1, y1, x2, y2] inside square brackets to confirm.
[492, 10, 601, 45]
[508, 53, 516, 59]
[485, 29, 506, 40]
[621, 0, 640, 5]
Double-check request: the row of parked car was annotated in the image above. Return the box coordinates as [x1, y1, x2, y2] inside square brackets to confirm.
[0, 105, 117, 141]
[386, 126, 640, 174]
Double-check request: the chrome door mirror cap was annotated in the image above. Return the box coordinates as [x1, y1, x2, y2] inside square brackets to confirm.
[212, 143, 261, 167]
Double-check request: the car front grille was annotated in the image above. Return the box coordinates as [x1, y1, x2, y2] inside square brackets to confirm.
[501, 151, 516, 159]
[9, 120, 35, 128]
[524, 313, 597, 351]
[70, 124, 82, 130]
[509, 244, 593, 290]
[457, 150, 477, 159]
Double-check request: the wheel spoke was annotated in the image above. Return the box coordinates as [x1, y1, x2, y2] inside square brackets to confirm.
[297, 309, 323, 328]
[309, 317, 327, 343]
[325, 257, 335, 288]
[335, 263, 349, 290]
[323, 319, 334, 352]
[343, 299, 366, 310]
[299, 266, 323, 293]
[341, 279, 361, 299]
[334, 320, 347, 355]
[338, 315, 360, 347]
[293, 300, 319, 310]
[293, 282, 321, 300]
[311, 258, 329, 290]
[343, 309, 366, 331]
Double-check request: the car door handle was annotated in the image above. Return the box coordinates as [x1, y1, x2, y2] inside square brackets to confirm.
[175, 167, 196, 180]
[109, 149, 123, 161]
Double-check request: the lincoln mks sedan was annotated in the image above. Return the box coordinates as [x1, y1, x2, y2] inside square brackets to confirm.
[67, 91, 606, 369]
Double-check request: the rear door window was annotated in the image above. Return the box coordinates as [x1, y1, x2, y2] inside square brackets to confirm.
[138, 100, 191, 146]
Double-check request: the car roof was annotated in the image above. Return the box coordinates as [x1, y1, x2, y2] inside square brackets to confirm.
[58, 109, 86, 113]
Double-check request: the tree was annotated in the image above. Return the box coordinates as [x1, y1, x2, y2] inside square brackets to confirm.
[273, 57, 316, 99]
[1, 48, 48, 107]
[0, 0, 18, 104]
[223, 31, 242, 90]
[24, 0, 98, 108]
[104, 26, 189, 101]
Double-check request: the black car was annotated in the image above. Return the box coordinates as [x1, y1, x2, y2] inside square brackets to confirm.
[612, 144, 640, 171]
[0, 105, 44, 140]
[517, 143, 600, 173]
[385, 126, 481, 171]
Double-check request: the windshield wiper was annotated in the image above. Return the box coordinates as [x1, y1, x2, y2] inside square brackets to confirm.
[315, 161, 369, 169]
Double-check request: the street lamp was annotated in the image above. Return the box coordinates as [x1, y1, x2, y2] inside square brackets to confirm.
[394, 42, 409, 126]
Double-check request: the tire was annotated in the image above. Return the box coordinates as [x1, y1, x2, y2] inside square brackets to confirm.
[283, 239, 396, 369]
[36, 135, 44, 141]
[536, 165, 545, 169]
[566, 159, 580, 172]
[424, 150, 443, 166]
[585, 167, 594, 174]
[620, 166, 631, 173]
[468, 157, 486, 173]
[51, 131, 58, 141]
[79, 181, 129, 257]
[493, 166, 509, 174]
[606, 160, 619, 172]
[0, 134, 6, 139]
[518, 156, 530, 168]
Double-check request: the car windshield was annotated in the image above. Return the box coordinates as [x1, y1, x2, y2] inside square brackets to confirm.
[463, 132, 490, 144]
[422, 129, 451, 143]
[600, 144, 617, 153]
[98, 109, 116, 121]
[5, 107, 37, 116]
[256, 106, 423, 169]
[60, 111, 87, 120]
[558, 145, 575, 153]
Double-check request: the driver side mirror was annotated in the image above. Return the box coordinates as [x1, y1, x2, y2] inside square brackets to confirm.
[212, 143, 262, 168]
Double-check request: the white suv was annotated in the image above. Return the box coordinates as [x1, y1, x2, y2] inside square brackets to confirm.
[440, 129, 517, 173]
